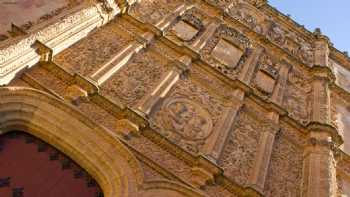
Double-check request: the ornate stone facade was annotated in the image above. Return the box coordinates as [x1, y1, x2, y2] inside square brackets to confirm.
[0, 0, 350, 196]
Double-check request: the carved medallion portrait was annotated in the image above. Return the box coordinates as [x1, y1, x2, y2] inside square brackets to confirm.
[160, 98, 213, 141]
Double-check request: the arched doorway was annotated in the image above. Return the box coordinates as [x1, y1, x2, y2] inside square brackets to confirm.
[0, 87, 145, 197]
[0, 131, 103, 197]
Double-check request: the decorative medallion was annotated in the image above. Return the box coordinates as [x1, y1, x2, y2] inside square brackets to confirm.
[160, 98, 213, 141]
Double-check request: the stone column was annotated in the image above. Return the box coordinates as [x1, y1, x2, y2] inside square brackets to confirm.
[302, 30, 340, 197]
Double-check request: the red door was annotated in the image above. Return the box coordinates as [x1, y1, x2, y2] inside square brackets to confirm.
[0, 131, 103, 197]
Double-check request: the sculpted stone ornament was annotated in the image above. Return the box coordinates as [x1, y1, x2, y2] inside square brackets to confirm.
[160, 97, 213, 141]
[267, 21, 286, 46]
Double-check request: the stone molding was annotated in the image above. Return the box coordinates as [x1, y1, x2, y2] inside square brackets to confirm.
[0, 2, 121, 85]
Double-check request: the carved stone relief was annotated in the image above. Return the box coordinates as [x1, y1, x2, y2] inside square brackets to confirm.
[101, 50, 170, 107]
[265, 20, 314, 66]
[160, 97, 213, 141]
[128, 0, 184, 25]
[54, 19, 133, 76]
[151, 78, 226, 154]
[264, 127, 304, 197]
[218, 108, 261, 185]
[201, 24, 252, 80]
[225, 1, 264, 34]
[0, 0, 84, 42]
[252, 53, 279, 95]
[166, 7, 208, 44]
[282, 67, 311, 124]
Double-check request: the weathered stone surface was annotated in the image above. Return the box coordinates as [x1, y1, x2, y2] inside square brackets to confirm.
[101, 50, 170, 107]
[219, 108, 261, 185]
[54, 19, 133, 76]
[2, 0, 350, 196]
[151, 78, 226, 154]
[264, 124, 306, 197]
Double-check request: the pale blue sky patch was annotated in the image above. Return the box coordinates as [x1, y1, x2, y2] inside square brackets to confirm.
[269, 0, 350, 53]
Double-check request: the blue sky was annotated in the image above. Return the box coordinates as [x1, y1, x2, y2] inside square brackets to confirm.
[269, 0, 350, 53]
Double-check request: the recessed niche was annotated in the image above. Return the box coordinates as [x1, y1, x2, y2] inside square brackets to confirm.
[172, 20, 199, 41]
[211, 39, 243, 69]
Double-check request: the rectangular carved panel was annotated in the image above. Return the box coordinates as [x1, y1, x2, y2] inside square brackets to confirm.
[100, 50, 170, 107]
[218, 108, 261, 185]
[211, 39, 243, 69]
[54, 20, 133, 76]
[264, 123, 306, 196]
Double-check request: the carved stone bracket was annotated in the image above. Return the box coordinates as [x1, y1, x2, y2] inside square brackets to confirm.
[34, 40, 53, 63]
[190, 167, 215, 188]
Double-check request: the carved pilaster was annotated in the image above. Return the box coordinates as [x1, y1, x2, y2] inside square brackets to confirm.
[189, 20, 221, 53]
[136, 55, 192, 116]
[248, 112, 279, 193]
[271, 61, 291, 106]
[238, 46, 264, 84]
[301, 30, 339, 197]
[91, 32, 155, 85]
[302, 131, 337, 197]
[202, 89, 244, 162]
[155, 3, 194, 33]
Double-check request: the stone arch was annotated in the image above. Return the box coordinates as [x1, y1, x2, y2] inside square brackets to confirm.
[0, 87, 144, 197]
[139, 180, 207, 197]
